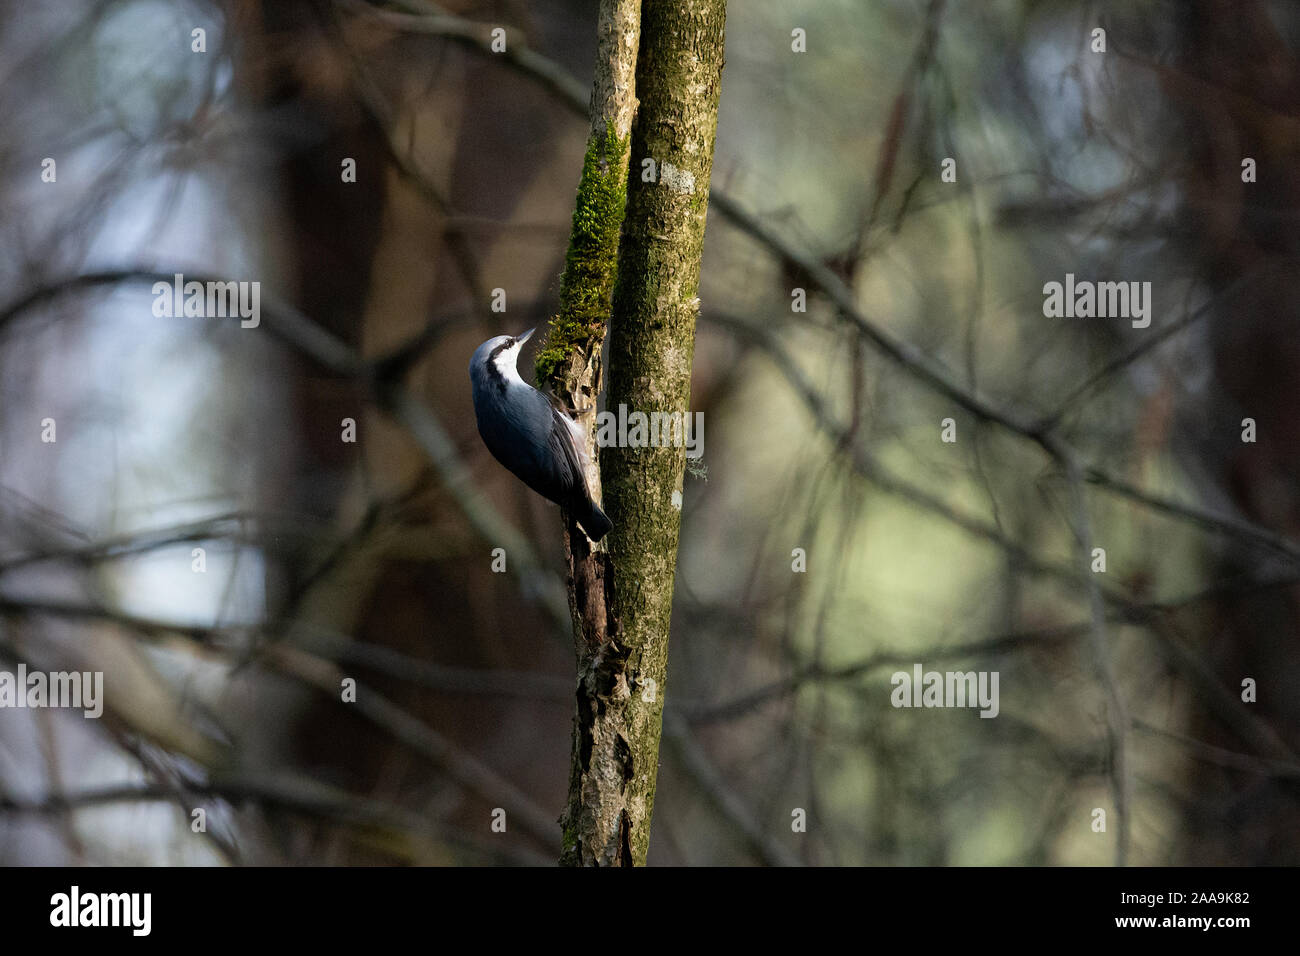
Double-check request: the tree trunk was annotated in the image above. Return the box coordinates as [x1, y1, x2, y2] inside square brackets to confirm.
[536, 0, 639, 664]
[550, 0, 727, 867]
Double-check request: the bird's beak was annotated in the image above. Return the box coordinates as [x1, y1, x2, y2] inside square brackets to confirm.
[517, 328, 535, 345]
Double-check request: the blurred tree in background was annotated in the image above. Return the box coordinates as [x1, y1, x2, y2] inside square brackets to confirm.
[0, 0, 1298, 865]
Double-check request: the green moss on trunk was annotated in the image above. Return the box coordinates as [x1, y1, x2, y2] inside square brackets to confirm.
[535, 122, 630, 392]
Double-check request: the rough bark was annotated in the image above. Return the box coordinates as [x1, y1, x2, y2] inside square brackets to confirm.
[535, 0, 639, 862]
[536, 0, 638, 662]
[555, 0, 728, 866]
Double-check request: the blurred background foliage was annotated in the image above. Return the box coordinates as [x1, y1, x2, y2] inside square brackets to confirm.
[1, 0, 1298, 864]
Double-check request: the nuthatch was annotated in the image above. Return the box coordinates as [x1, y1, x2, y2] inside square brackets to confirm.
[469, 328, 612, 541]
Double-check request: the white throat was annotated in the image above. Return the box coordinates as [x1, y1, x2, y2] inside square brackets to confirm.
[492, 347, 528, 388]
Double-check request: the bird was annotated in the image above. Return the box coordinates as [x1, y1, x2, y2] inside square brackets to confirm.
[469, 328, 613, 542]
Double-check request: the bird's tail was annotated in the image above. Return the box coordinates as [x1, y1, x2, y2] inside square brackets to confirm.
[576, 498, 612, 542]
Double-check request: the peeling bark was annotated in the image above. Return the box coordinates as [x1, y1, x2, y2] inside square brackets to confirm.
[536, 0, 641, 865]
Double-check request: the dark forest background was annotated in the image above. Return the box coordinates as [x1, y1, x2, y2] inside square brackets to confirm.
[1, 0, 1298, 865]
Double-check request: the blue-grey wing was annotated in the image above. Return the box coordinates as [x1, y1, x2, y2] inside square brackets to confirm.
[471, 373, 591, 506]
[541, 403, 590, 504]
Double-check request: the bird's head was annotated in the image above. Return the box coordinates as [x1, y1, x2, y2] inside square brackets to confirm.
[469, 328, 535, 388]
[470, 327, 533, 374]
